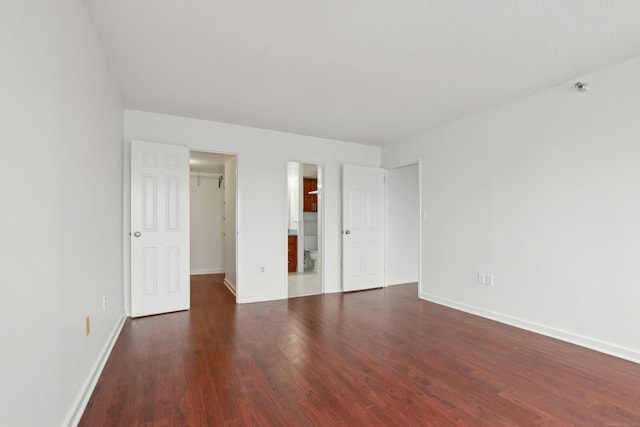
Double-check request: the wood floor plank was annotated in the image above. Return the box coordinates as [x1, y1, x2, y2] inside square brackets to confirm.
[80, 274, 640, 426]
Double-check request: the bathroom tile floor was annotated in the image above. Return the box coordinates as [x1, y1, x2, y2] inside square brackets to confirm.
[288, 271, 321, 298]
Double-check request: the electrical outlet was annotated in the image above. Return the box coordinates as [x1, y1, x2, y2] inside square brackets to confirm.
[102, 296, 107, 310]
[260, 266, 265, 273]
[85, 316, 90, 336]
[486, 274, 494, 286]
[477, 273, 486, 285]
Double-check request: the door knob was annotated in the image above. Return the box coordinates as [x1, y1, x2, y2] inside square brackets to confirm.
[345, 230, 351, 234]
[133, 231, 142, 237]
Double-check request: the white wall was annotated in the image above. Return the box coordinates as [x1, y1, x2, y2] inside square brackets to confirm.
[190, 174, 225, 274]
[124, 110, 380, 303]
[0, 1, 124, 425]
[382, 57, 640, 363]
[386, 164, 420, 285]
[287, 162, 300, 232]
[224, 156, 237, 293]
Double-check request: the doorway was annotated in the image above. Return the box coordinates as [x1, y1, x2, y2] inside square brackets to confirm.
[339, 162, 420, 294]
[287, 162, 323, 297]
[385, 162, 420, 288]
[190, 150, 238, 300]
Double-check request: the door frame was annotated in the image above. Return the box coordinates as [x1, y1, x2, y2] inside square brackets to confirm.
[189, 148, 240, 303]
[284, 160, 325, 297]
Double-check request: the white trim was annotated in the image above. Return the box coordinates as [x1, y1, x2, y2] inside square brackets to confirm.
[237, 292, 286, 304]
[63, 315, 127, 427]
[417, 158, 422, 299]
[223, 278, 236, 296]
[383, 168, 389, 287]
[419, 292, 640, 365]
[386, 276, 419, 286]
[190, 268, 225, 275]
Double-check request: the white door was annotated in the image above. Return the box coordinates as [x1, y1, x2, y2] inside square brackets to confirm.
[342, 165, 385, 292]
[131, 140, 190, 317]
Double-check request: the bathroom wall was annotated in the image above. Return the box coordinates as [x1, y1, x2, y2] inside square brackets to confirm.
[303, 212, 318, 236]
[299, 165, 319, 272]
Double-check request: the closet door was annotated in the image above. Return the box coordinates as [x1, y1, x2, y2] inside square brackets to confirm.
[130, 140, 190, 317]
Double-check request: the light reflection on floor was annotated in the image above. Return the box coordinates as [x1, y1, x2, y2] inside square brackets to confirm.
[288, 271, 321, 298]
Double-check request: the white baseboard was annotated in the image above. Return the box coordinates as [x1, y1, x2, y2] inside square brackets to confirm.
[223, 278, 236, 296]
[419, 292, 640, 365]
[191, 268, 225, 275]
[385, 276, 418, 287]
[237, 292, 286, 304]
[64, 314, 127, 427]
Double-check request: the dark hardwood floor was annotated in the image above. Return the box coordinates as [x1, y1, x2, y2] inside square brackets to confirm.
[80, 274, 640, 426]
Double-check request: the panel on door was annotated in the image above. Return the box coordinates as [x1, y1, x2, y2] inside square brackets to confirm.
[342, 165, 385, 292]
[131, 140, 190, 317]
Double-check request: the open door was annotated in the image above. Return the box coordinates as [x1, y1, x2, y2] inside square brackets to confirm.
[342, 165, 385, 292]
[131, 140, 190, 317]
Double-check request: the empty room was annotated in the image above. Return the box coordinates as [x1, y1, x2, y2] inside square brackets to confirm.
[3, 1, 640, 426]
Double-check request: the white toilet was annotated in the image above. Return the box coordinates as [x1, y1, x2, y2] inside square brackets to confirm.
[304, 236, 319, 272]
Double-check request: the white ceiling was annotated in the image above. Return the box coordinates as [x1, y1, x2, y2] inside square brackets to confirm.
[84, 0, 640, 146]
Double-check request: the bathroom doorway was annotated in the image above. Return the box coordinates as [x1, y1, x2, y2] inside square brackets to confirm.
[287, 162, 323, 297]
